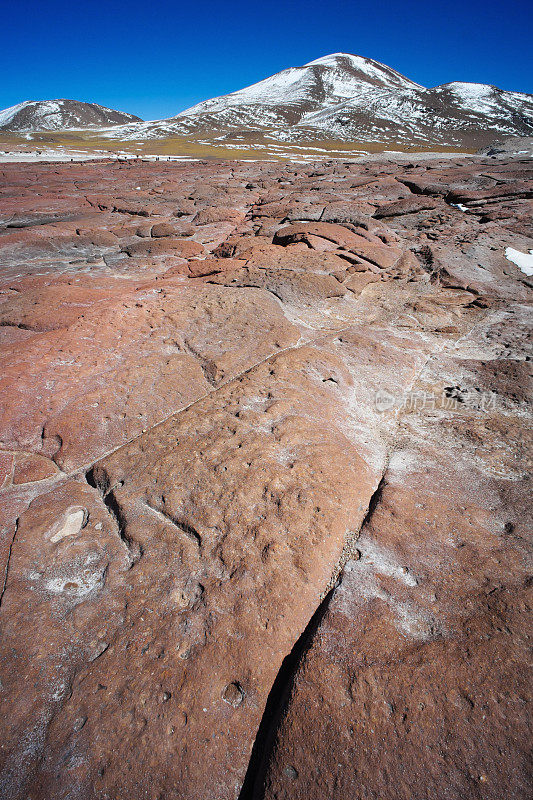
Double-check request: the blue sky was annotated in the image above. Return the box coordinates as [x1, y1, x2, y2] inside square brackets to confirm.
[2, 0, 532, 120]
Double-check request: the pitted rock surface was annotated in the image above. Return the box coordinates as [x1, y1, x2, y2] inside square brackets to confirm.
[0, 155, 531, 800]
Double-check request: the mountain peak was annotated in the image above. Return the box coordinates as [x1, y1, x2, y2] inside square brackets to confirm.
[175, 52, 423, 123]
[304, 52, 361, 65]
[304, 52, 385, 69]
[303, 53, 424, 88]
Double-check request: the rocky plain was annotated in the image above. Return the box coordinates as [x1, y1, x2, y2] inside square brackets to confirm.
[0, 151, 531, 799]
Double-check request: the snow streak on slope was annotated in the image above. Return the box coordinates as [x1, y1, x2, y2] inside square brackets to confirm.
[0, 102, 34, 127]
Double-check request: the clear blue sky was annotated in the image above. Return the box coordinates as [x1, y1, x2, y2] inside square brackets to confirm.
[2, 0, 532, 120]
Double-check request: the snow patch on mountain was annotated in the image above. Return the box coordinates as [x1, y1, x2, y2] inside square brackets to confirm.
[179, 68, 315, 113]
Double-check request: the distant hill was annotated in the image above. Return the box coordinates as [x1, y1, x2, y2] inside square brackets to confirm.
[0, 99, 142, 131]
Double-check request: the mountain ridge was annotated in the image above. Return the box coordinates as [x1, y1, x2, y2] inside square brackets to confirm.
[2, 54, 532, 150]
[104, 53, 533, 149]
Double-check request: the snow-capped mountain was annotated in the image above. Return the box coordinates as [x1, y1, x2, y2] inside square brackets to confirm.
[3, 56, 532, 150]
[177, 53, 423, 123]
[102, 53, 533, 149]
[0, 99, 142, 132]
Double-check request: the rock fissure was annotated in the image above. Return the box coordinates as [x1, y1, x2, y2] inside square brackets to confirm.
[328, 469, 389, 590]
[0, 519, 19, 608]
[84, 468, 140, 564]
[237, 588, 336, 800]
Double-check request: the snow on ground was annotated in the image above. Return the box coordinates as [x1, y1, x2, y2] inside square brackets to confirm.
[0, 149, 105, 162]
[0, 149, 198, 163]
[505, 247, 533, 277]
[358, 150, 475, 162]
[448, 82, 495, 105]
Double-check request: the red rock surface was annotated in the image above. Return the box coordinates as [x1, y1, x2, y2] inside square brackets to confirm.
[0, 155, 531, 800]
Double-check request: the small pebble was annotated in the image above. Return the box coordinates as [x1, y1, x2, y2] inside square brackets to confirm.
[283, 765, 298, 781]
[222, 682, 244, 707]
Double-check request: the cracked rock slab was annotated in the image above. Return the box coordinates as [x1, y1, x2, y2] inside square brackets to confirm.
[0, 155, 531, 800]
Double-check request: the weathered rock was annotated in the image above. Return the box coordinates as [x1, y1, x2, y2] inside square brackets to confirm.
[256, 346, 532, 799]
[187, 257, 247, 277]
[273, 221, 409, 271]
[193, 207, 244, 225]
[122, 237, 205, 258]
[0, 154, 531, 800]
[374, 195, 440, 217]
[172, 199, 196, 217]
[150, 221, 195, 238]
[11, 452, 59, 485]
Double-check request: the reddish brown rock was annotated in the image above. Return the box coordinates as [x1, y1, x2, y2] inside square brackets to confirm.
[255, 353, 532, 798]
[187, 257, 247, 277]
[374, 195, 440, 217]
[172, 199, 196, 216]
[11, 452, 59, 484]
[0, 280, 301, 472]
[273, 221, 368, 248]
[122, 237, 205, 257]
[320, 199, 376, 221]
[273, 222, 405, 270]
[193, 207, 244, 225]
[150, 221, 196, 238]
[0, 451, 13, 488]
[0, 154, 531, 800]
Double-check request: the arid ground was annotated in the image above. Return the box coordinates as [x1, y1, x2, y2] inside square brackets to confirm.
[0, 154, 531, 799]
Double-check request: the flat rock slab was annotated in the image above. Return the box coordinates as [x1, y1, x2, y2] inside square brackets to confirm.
[0, 155, 531, 800]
